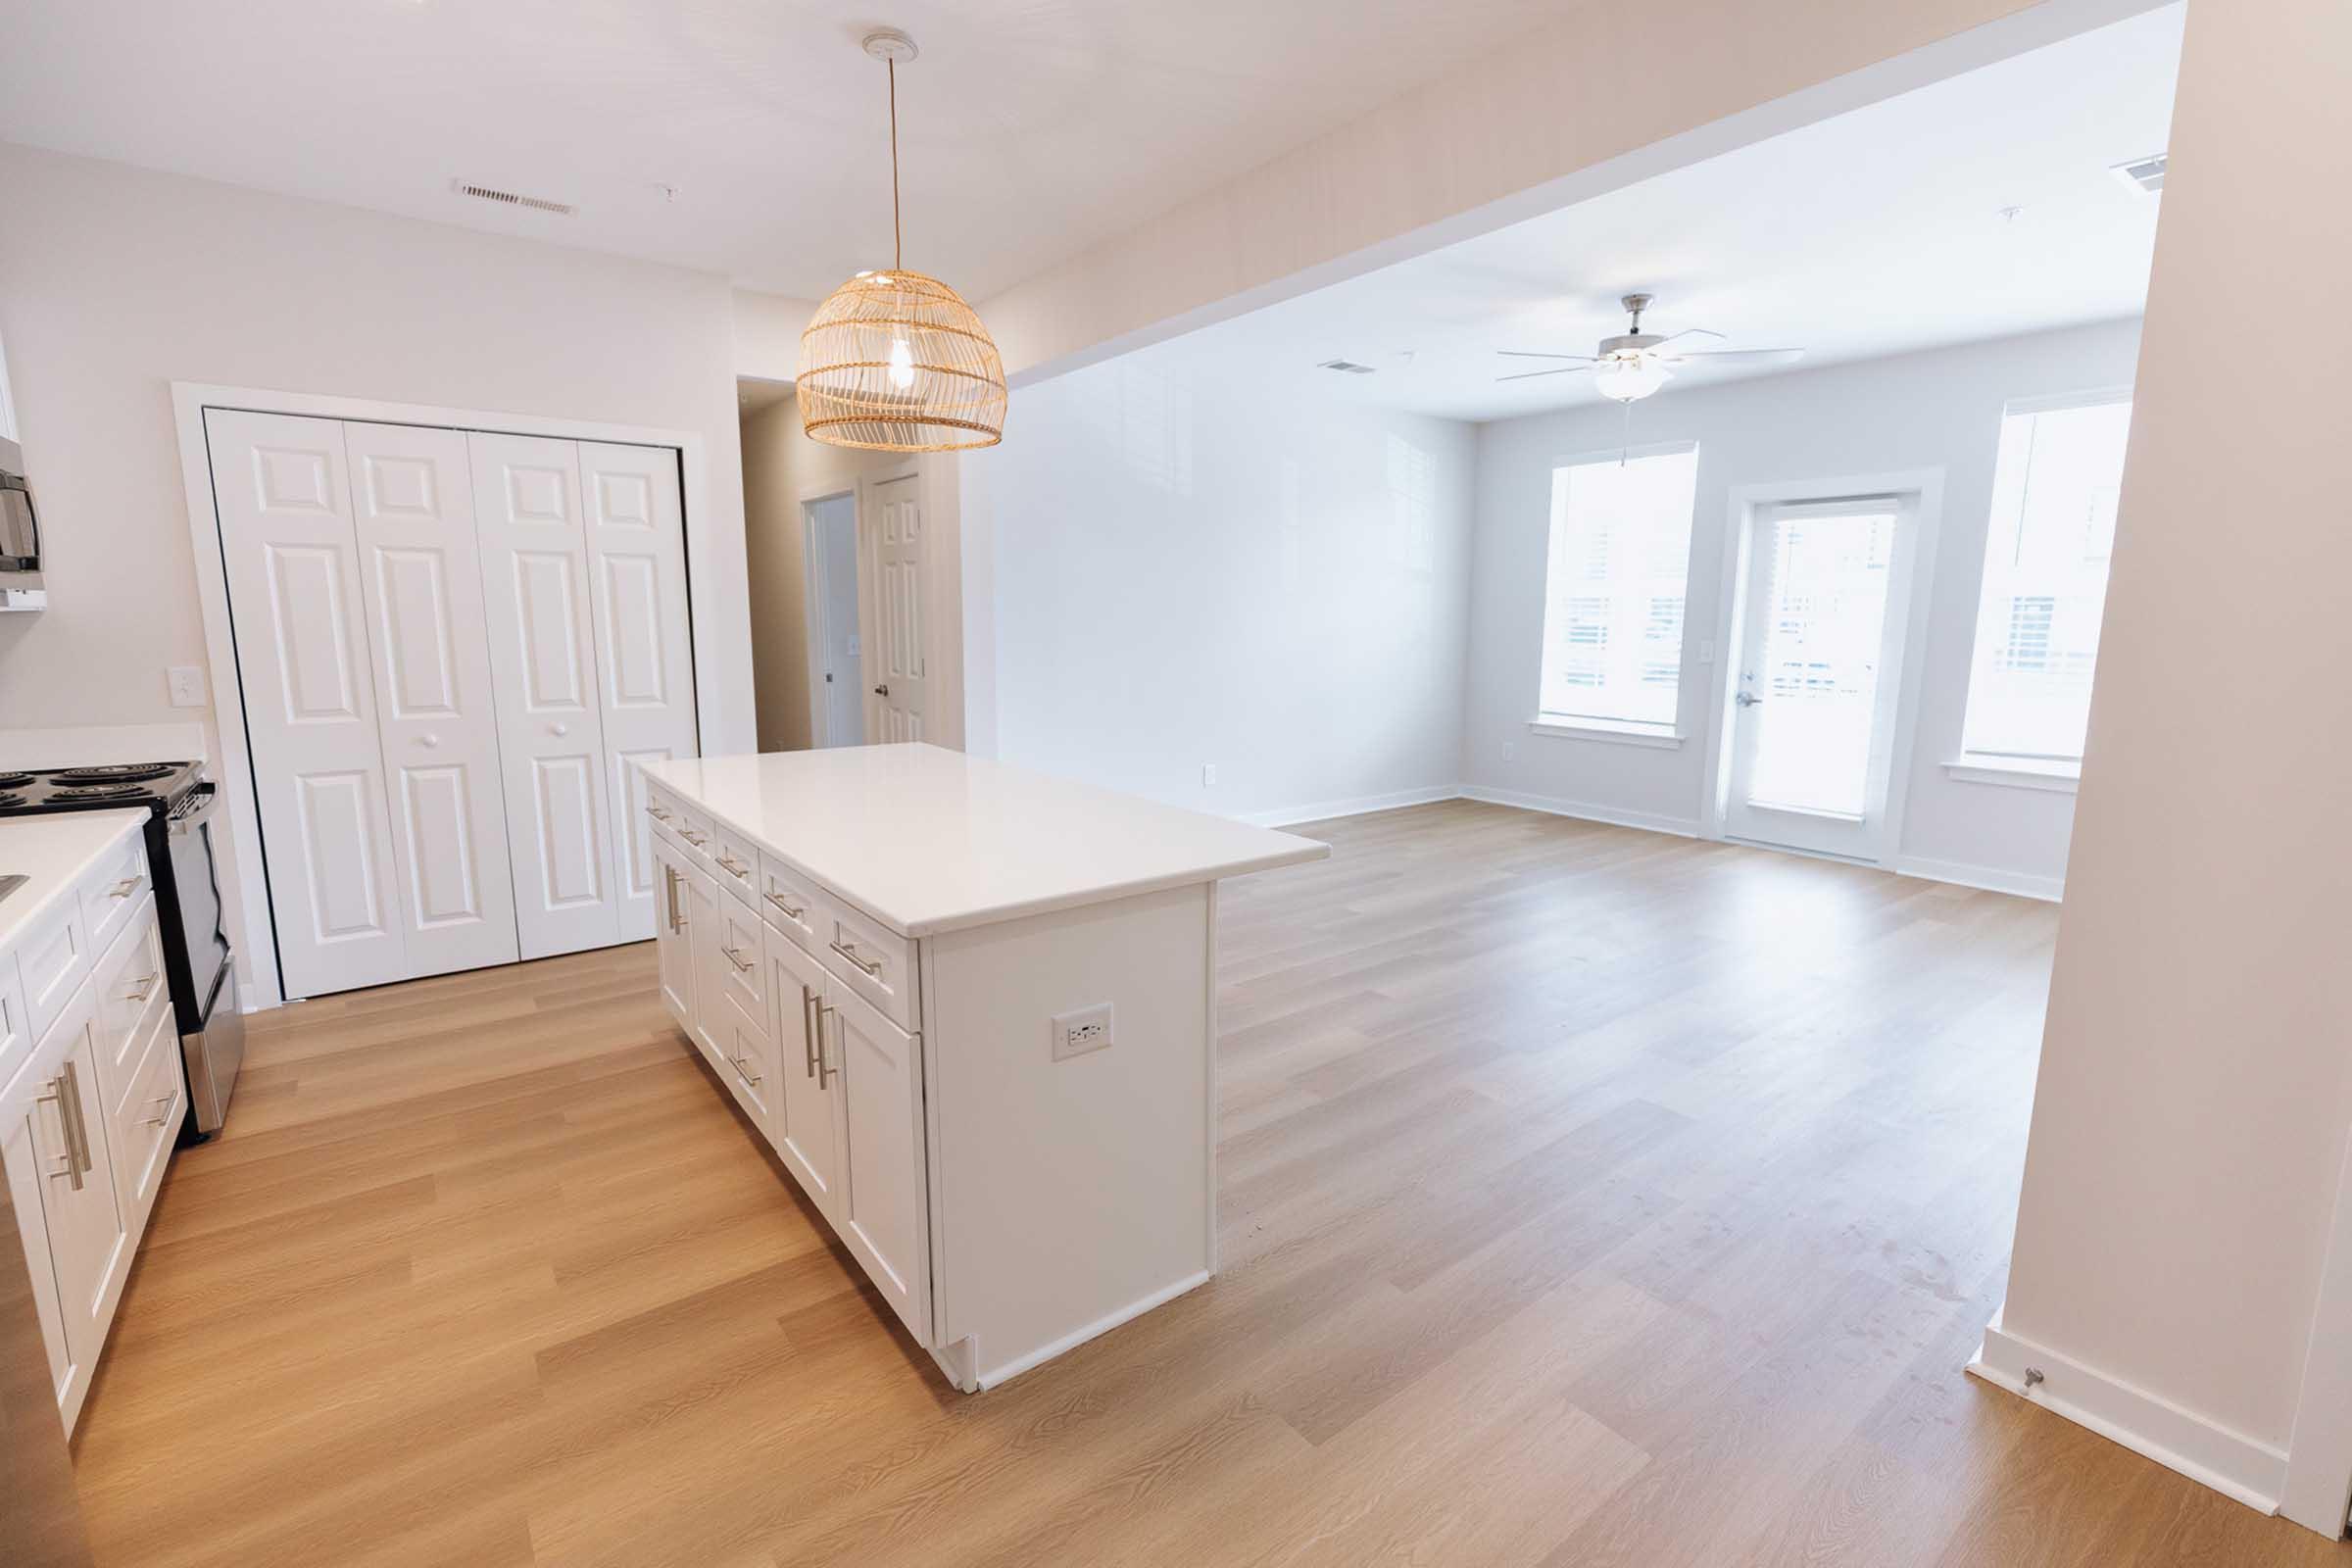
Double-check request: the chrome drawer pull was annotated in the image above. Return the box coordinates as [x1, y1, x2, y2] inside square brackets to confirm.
[681, 829, 709, 847]
[800, 985, 819, 1078]
[717, 854, 749, 876]
[830, 940, 883, 978]
[733, 1055, 762, 1089]
[764, 891, 805, 920]
[647, 805, 672, 821]
[722, 946, 755, 974]
[815, 1004, 838, 1089]
[663, 866, 686, 933]
[144, 1092, 175, 1128]
[109, 876, 139, 900]
[35, 1077, 81, 1190]
[124, 973, 159, 1004]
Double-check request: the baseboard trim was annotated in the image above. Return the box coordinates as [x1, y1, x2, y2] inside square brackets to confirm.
[1968, 1306, 2287, 1515]
[975, 1269, 1213, 1391]
[1893, 854, 2064, 903]
[1457, 784, 1702, 839]
[1237, 786, 1462, 828]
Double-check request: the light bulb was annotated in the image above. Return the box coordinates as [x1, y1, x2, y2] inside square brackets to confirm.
[887, 336, 915, 391]
[1593, 355, 1669, 404]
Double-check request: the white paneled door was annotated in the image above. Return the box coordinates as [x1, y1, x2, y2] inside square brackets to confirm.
[344, 421, 519, 976]
[867, 473, 926, 743]
[209, 410, 412, 997]
[580, 442, 698, 940]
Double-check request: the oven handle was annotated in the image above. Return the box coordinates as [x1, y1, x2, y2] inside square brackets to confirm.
[170, 787, 222, 835]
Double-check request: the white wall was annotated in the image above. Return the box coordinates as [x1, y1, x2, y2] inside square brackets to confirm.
[0, 142, 756, 755]
[1990, 0, 2352, 1521]
[969, 343, 1476, 823]
[1461, 318, 2143, 895]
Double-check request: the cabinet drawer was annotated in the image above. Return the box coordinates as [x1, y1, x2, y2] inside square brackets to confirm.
[711, 824, 762, 908]
[711, 992, 777, 1136]
[91, 903, 164, 1109]
[755, 854, 823, 955]
[713, 895, 768, 1024]
[0, 955, 28, 1100]
[106, 1004, 179, 1231]
[645, 786, 715, 861]
[817, 897, 918, 1033]
[17, 894, 93, 1044]
[78, 832, 151, 956]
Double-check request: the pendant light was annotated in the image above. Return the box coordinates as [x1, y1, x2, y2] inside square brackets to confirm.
[799, 29, 1007, 453]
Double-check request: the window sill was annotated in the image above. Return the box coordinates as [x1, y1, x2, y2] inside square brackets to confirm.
[1528, 716, 1685, 750]
[1945, 756, 2081, 794]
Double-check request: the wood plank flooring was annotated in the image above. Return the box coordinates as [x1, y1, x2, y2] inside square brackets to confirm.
[65, 800, 2351, 1566]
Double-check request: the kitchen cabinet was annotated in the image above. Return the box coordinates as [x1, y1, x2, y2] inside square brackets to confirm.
[638, 746, 1325, 1391]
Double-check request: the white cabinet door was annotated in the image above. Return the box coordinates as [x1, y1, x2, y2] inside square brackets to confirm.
[678, 860, 726, 1073]
[822, 980, 931, 1342]
[765, 929, 843, 1222]
[208, 409, 410, 999]
[345, 420, 520, 977]
[0, 1060, 73, 1416]
[28, 1001, 128, 1431]
[469, 432, 622, 960]
[580, 444, 698, 942]
[651, 832, 696, 1032]
[867, 473, 927, 743]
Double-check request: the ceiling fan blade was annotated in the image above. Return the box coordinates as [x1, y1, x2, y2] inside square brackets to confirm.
[1671, 347, 1806, 366]
[1653, 327, 1726, 346]
[1495, 350, 1598, 362]
[1495, 367, 1586, 383]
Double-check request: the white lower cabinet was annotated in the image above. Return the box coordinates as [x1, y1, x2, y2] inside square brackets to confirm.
[763, 929, 842, 1218]
[651, 833, 696, 1027]
[819, 981, 931, 1342]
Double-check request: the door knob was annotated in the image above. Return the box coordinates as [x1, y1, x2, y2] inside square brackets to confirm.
[873, 684, 889, 697]
[1735, 692, 1763, 708]
[420, 733, 440, 748]
[550, 722, 569, 736]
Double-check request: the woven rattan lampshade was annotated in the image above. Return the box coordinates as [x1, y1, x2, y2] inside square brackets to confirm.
[800, 31, 1006, 454]
[799, 269, 1006, 452]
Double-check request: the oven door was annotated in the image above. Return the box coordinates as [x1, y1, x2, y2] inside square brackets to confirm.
[161, 785, 233, 1032]
[0, 473, 37, 569]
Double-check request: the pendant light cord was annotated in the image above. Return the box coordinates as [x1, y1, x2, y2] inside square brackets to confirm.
[888, 59, 903, 271]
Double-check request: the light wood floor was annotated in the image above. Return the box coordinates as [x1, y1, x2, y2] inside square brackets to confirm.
[66, 801, 2351, 1566]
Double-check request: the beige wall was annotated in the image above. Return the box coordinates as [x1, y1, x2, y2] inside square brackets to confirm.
[2001, 0, 2352, 1478]
[0, 142, 756, 758]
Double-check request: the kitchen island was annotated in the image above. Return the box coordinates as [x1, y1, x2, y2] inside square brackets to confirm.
[636, 744, 1327, 1391]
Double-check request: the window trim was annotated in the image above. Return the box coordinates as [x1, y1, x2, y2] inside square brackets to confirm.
[1954, 387, 2134, 767]
[1534, 439, 1702, 735]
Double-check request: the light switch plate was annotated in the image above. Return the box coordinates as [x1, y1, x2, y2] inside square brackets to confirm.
[1051, 1003, 1114, 1061]
[1201, 762, 1217, 787]
[167, 665, 207, 708]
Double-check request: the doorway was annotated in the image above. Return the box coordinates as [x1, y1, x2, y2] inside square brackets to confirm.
[1713, 474, 1938, 864]
[802, 492, 863, 748]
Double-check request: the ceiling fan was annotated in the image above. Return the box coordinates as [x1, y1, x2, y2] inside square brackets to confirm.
[1497, 293, 1804, 402]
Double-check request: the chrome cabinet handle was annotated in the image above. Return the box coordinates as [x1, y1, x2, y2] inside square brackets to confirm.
[800, 984, 819, 1078]
[764, 891, 805, 920]
[732, 1054, 761, 1089]
[143, 1091, 175, 1128]
[663, 865, 685, 933]
[34, 1076, 81, 1190]
[830, 940, 882, 978]
[816, 1004, 837, 1089]
[1735, 692, 1762, 708]
[647, 804, 672, 821]
[717, 854, 748, 876]
[722, 945, 754, 974]
[124, 973, 159, 1004]
[681, 830, 708, 847]
[109, 877, 139, 900]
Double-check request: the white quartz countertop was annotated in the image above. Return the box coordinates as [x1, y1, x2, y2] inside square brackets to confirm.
[640, 745, 1329, 937]
[0, 810, 147, 951]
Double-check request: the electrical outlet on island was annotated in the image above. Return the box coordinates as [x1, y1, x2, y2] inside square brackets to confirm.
[1051, 1003, 1114, 1061]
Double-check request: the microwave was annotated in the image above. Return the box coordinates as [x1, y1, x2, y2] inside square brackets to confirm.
[0, 435, 42, 611]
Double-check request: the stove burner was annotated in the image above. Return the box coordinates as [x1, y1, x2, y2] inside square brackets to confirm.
[47, 784, 156, 802]
[0, 794, 24, 809]
[46, 763, 176, 786]
[0, 771, 32, 790]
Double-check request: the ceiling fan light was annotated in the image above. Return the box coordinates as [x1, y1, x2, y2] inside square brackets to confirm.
[1593, 356, 1670, 403]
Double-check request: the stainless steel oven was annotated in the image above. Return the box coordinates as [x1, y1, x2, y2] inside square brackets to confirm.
[0, 435, 43, 611]
[160, 785, 242, 1137]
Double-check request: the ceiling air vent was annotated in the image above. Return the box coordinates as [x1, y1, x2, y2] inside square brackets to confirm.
[452, 179, 575, 217]
[2110, 153, 2167, 196]
[1317, 359, 1377, 375]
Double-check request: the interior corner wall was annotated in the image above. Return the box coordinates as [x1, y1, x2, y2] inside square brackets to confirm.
[1995, 0, 2352, 1481]
[968, 345, 1476, 824]
[1460, 318, 2144, 894]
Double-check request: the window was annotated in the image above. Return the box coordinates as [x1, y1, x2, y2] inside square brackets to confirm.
[1959, 396, 2132, 766]
[1536, 446, 1700, 733]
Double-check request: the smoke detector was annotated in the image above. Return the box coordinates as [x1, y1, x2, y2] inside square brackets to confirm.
[451, 180, 575, 217]
[2110, 153, 2167, 196]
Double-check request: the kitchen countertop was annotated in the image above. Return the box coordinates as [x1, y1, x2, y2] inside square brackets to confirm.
[0, 810, 148, 952]
[640, 745, 1330, 937]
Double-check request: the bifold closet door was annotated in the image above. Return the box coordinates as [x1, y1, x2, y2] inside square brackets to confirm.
[580, 441, 699, 941]
[342, 421, 520, 976]
[207, 410, 411, 997]
[468, 432, 624, 959]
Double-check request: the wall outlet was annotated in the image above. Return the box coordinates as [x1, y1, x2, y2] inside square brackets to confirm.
[1051, 1003, 1114, 1061]
[1200, 762, 1217, 787]
[167, 665, 208, 708]
[1501, 740, 1516, 761]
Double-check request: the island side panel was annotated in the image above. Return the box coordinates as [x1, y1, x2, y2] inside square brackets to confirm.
[925, 881, 1213, 1388]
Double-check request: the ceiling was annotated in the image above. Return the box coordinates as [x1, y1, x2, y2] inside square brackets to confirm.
[1166, 4, 2183, 422]
[0, 0, 1573, 303]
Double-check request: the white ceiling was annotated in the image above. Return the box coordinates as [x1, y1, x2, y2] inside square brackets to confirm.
[0, 0, 1573, 303]
[1165, 4, 2183, 422]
